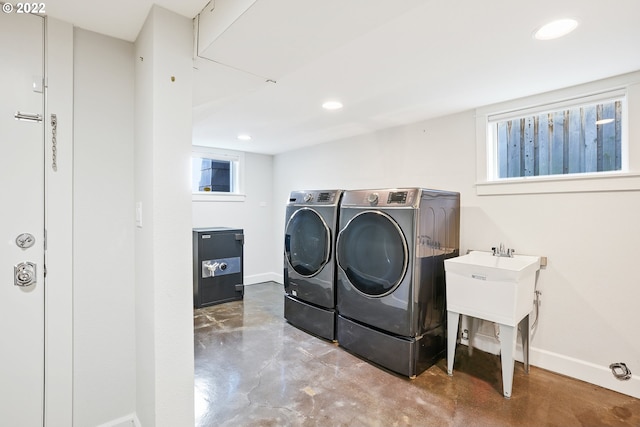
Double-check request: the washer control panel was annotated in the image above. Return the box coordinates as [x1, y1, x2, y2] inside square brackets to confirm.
[367, 192, 379, 205]
[288, 190, 342, 206]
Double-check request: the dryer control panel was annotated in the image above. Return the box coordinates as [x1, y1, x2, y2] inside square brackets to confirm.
[387, 191, 409, 204]
[341, 188, 419, 208]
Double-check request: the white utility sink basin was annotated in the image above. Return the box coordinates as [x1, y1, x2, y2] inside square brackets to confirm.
[445, 250, 541, 398]
[445, 251, 540, 326]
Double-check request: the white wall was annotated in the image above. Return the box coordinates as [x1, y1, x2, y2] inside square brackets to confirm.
[134, 6, 194, 427]
[192, 152, 275, 284]
[45, 17, 74, 426]
[272, 78, 640, 399]
[69, 8, 196, 426]
[133, 10, 155, 425]
[271, 117, 474, 280]
[73, 28, 136, 425]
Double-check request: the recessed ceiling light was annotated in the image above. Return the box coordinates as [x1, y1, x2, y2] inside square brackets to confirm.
[322, 100, 343, 110]
[533, 18, 578, 40]
[237, 134, 252, 141]
[595, 118, 614, 125]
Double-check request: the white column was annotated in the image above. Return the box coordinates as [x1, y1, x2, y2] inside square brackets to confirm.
[134, 6, 194, 426]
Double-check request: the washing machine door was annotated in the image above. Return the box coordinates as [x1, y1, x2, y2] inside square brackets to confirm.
[285, 208, 331, 277]
[337, 211, 408, 297]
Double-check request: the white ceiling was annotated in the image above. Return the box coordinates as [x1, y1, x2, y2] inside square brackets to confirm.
[44, 0, 207, 42]
[47, 0, 640, 155]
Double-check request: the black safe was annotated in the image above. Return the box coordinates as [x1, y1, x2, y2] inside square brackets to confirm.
[192, 227, 244, 308]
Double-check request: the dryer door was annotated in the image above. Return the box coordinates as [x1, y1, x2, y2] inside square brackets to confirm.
[337, 211, 408, 297]
[285, 208, 330, 277]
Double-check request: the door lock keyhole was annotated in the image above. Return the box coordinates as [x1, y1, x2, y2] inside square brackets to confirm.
[14, 262, 37, 287]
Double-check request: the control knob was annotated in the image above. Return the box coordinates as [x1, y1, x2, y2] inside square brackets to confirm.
[303, 193, 313, 202]
[367, 192, 379, 205]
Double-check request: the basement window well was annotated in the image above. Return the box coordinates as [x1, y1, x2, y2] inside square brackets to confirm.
[192, 146, 245, 201]
[475, 72, 640, 195]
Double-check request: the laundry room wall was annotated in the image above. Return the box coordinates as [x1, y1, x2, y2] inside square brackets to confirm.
[271, 73, 640, 399]
[192, 152, 276, 284]
[73, 28, 137, 426]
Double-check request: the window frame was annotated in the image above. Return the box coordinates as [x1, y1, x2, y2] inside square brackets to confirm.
[475, 72, 640, 195]
[191, 146, 246, 202]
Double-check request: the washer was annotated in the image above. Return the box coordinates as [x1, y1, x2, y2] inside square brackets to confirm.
[336, 188, 460, 377]
[284, 189, 343, 340]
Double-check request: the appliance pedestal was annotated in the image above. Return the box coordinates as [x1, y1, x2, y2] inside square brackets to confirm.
[337, 315, 445, 378]
[284, 295, 336, 341]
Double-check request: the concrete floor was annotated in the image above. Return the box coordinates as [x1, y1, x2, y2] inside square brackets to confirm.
[194, 282, 640, 427]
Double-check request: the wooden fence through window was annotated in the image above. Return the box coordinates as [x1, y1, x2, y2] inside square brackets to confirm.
[496, 100, 622, 178]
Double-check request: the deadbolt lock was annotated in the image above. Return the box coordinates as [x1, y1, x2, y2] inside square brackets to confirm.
[14, 262, 37, 287]
[15, 233, 35, 249]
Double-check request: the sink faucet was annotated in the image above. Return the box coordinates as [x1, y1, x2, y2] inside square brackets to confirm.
[492, 243, 515, 257]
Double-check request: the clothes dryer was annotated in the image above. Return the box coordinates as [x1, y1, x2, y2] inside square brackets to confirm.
[336, 188, 460, 377]
[284, 189, 343, 340]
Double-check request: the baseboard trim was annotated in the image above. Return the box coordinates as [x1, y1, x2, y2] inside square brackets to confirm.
[245, 272, 282, 285]
[461, 333, 640, 399]
[530, 347, 640, 399]
[96, 413, 141, 427]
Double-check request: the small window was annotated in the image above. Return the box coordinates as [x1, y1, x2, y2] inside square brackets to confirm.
[193, 158, 232, 192]
[476, 73, 640, 195]
[192, 146, 244, 200]
[489, 94, 625, 180]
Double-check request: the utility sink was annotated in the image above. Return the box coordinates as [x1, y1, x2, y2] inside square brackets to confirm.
[444, 250, 542, 398]
[444, 251, 540, 326]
